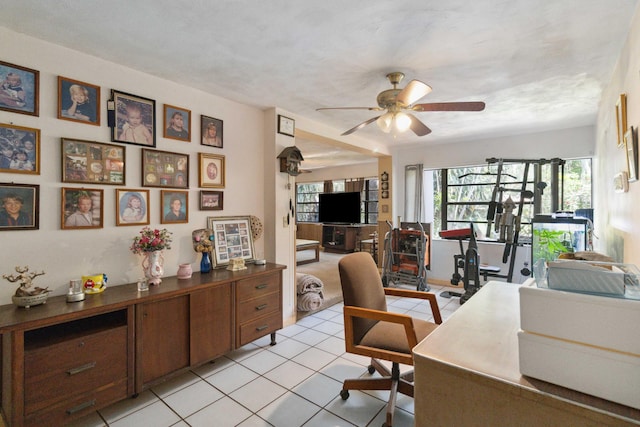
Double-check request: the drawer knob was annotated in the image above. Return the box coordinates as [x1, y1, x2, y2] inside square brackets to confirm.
[256, 325, 268, 332]
[66, 399, 96, 415]
[255, 284, 267, 289]
[67, 361, 96, 376]
[255, 304, 268, 311]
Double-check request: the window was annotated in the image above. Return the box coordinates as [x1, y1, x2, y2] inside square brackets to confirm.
[428, 158, 592, 239]
[296, 177, 379, 224]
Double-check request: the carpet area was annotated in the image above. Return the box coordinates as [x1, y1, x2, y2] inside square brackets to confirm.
[296, 250, 347, 319]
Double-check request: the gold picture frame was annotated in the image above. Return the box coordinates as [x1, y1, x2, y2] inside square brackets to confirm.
[199, 153, 225, 188]
[615, 93, 627, 148]
[61, 188, 103, 229]
[116, 189, 150, 226]
[0, 123, 40, 175]
[62, 138, 125, 185]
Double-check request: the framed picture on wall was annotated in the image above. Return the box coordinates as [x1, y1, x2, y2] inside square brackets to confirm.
[57, 76, 100, 125]
[116, 189, 150, 226]
[161, 190, 188, 224]
[110, 90, 156, 147]
[61, 188, 103, 229]
[0, 183, 39, 230]
[0, 61, 39, 116]
[615, 93, 627, 148]
[206, 215, 256, 268]
[625, 127, 637, 182]
[0, 123, 40, 175]
[198, 153, 225, 188]
[62, 138, 125, 185]
[201, 115, 223, 148]
[200, 190, 223, 210]
[163, 104, 191, 142]
[141, 148, 189, 188]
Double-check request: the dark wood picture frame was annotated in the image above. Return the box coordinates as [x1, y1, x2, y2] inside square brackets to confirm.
[0, 123, 40, 175]
[163, 104, 191, 142]
[200, 190, 223, 210]
[57, 76, 100, 125]
[206, 215, 256, 268]
[62, 138, 125, 185]
[141, 148, 188, 188]
[625, 127, 637, 182]
[110, 89, 156, 147]
[116, 189, 150, 226]
[277, 114, 295, 137]
[0, 60, 39, 116]
[61, 187, 104, 229]
[161, 190, 188, 224]
[198, 153, 225, 188]
[201, 115, 223, 148]
[0, 183, 39, 230]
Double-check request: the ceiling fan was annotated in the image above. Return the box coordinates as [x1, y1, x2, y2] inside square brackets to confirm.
[317, 71, 485, 137]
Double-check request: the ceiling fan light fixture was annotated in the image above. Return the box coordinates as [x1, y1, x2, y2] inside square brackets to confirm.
[394, 112, 411, 132]
[376, 112, 393, 133]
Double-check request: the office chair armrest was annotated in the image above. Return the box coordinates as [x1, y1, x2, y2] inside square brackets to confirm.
[383, 288, 443, 324]
[344, 305, 420, 351]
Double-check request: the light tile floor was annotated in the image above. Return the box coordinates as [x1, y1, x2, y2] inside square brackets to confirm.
[71, 283, 462, 427]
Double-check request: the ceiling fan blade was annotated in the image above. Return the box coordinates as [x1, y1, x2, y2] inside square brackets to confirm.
[316, 106, 382, 111]
[341, 116, 381, 136]
[396, 80, 432, 106]
[408, 114, 432, 136]
[413, 102, 486, 112]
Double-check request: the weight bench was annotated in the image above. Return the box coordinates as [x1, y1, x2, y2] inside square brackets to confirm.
[296, 239, 320, 266]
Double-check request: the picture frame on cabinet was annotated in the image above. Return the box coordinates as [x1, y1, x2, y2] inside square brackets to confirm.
[206, 215, 256, 268]
[0, 183, 39, 230]
[161, 190, 188, 224]
[116, 189, 150, 226]
[0, 123, 40, 175]
[62, 138, 125, 185]
[61, 188, 103, 229]
[615, 93, 627, 148]
[141, 148, 189, 188]
[0, 60, 39, 116]
[200, 190, 223, 210]
[198, 153, 225, 188]
[625, 127, 637, 182]
[163, 104, 191, 142]
[201, 115, 223, 148]
[110, 89, 156, 147]
[57, 76, 100, 125]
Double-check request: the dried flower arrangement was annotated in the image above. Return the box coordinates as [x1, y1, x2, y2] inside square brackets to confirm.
[192, 228, 214, 253]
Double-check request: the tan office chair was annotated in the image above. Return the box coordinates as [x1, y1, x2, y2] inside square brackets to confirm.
[338, 252, 442, 427]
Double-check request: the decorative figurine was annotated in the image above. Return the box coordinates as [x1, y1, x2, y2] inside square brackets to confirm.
[3, 266, 50, 308]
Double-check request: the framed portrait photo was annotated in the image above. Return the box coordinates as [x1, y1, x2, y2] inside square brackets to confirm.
[199, 153, 225, 188]
[62, 138, 125, 185]
[201, 115, 223, 148]
[110, 90, 156, 147]
[161, 190, 188, 224]
[142, 148, 189, 188]
[200, 190, 223, 211]
[207, 216, 256, 268]
[163, 104, 191, 142]
[57, 76, 100, 125]
[0, 183, 39, 230]
[61, 188, 104, 230]
[0, 61, 39, 116]
[116, 189, 150, 226]
[0, 123, 40, 175]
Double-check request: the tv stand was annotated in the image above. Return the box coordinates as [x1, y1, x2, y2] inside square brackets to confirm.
[322, 224, 358, 253]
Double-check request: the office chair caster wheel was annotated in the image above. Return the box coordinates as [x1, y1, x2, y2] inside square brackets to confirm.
[368, 365, 376, 374]
[340, 390, 350, 400]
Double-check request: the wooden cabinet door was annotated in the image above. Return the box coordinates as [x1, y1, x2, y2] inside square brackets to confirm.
[137, 296, 189, 386]
[190, 283, 233, 365]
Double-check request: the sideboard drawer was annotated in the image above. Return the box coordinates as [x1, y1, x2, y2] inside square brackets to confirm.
[24, 325, 128, 414]
[236, 273, 280, 301]
[237, 292, 280, 321]
[238, 312, 283, 347]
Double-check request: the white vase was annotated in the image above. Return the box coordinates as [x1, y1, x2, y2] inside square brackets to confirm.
[142, 251, 164, 285]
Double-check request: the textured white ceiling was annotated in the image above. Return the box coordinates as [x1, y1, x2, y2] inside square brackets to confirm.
[1, 1, 638, 168]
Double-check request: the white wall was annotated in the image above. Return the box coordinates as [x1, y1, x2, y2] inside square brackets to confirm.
[594, 3, 640, 264]
[0, 28, 274, 305]
[296, 162, 377, 183]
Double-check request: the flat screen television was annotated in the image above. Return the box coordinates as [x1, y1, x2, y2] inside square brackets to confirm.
[319, 192, 361, 224]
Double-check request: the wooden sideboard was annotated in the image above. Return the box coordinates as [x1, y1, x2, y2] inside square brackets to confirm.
[413, 282, 640, 426]
[0, 263, 285, 427]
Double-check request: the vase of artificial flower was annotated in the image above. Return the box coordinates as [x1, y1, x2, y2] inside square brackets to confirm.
[200, 251, 212, 273]
[192, 228, 214, 274]
[131, 227, 172, 286]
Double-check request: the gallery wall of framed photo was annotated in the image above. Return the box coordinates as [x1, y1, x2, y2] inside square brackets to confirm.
[0, 26, 277, 304]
